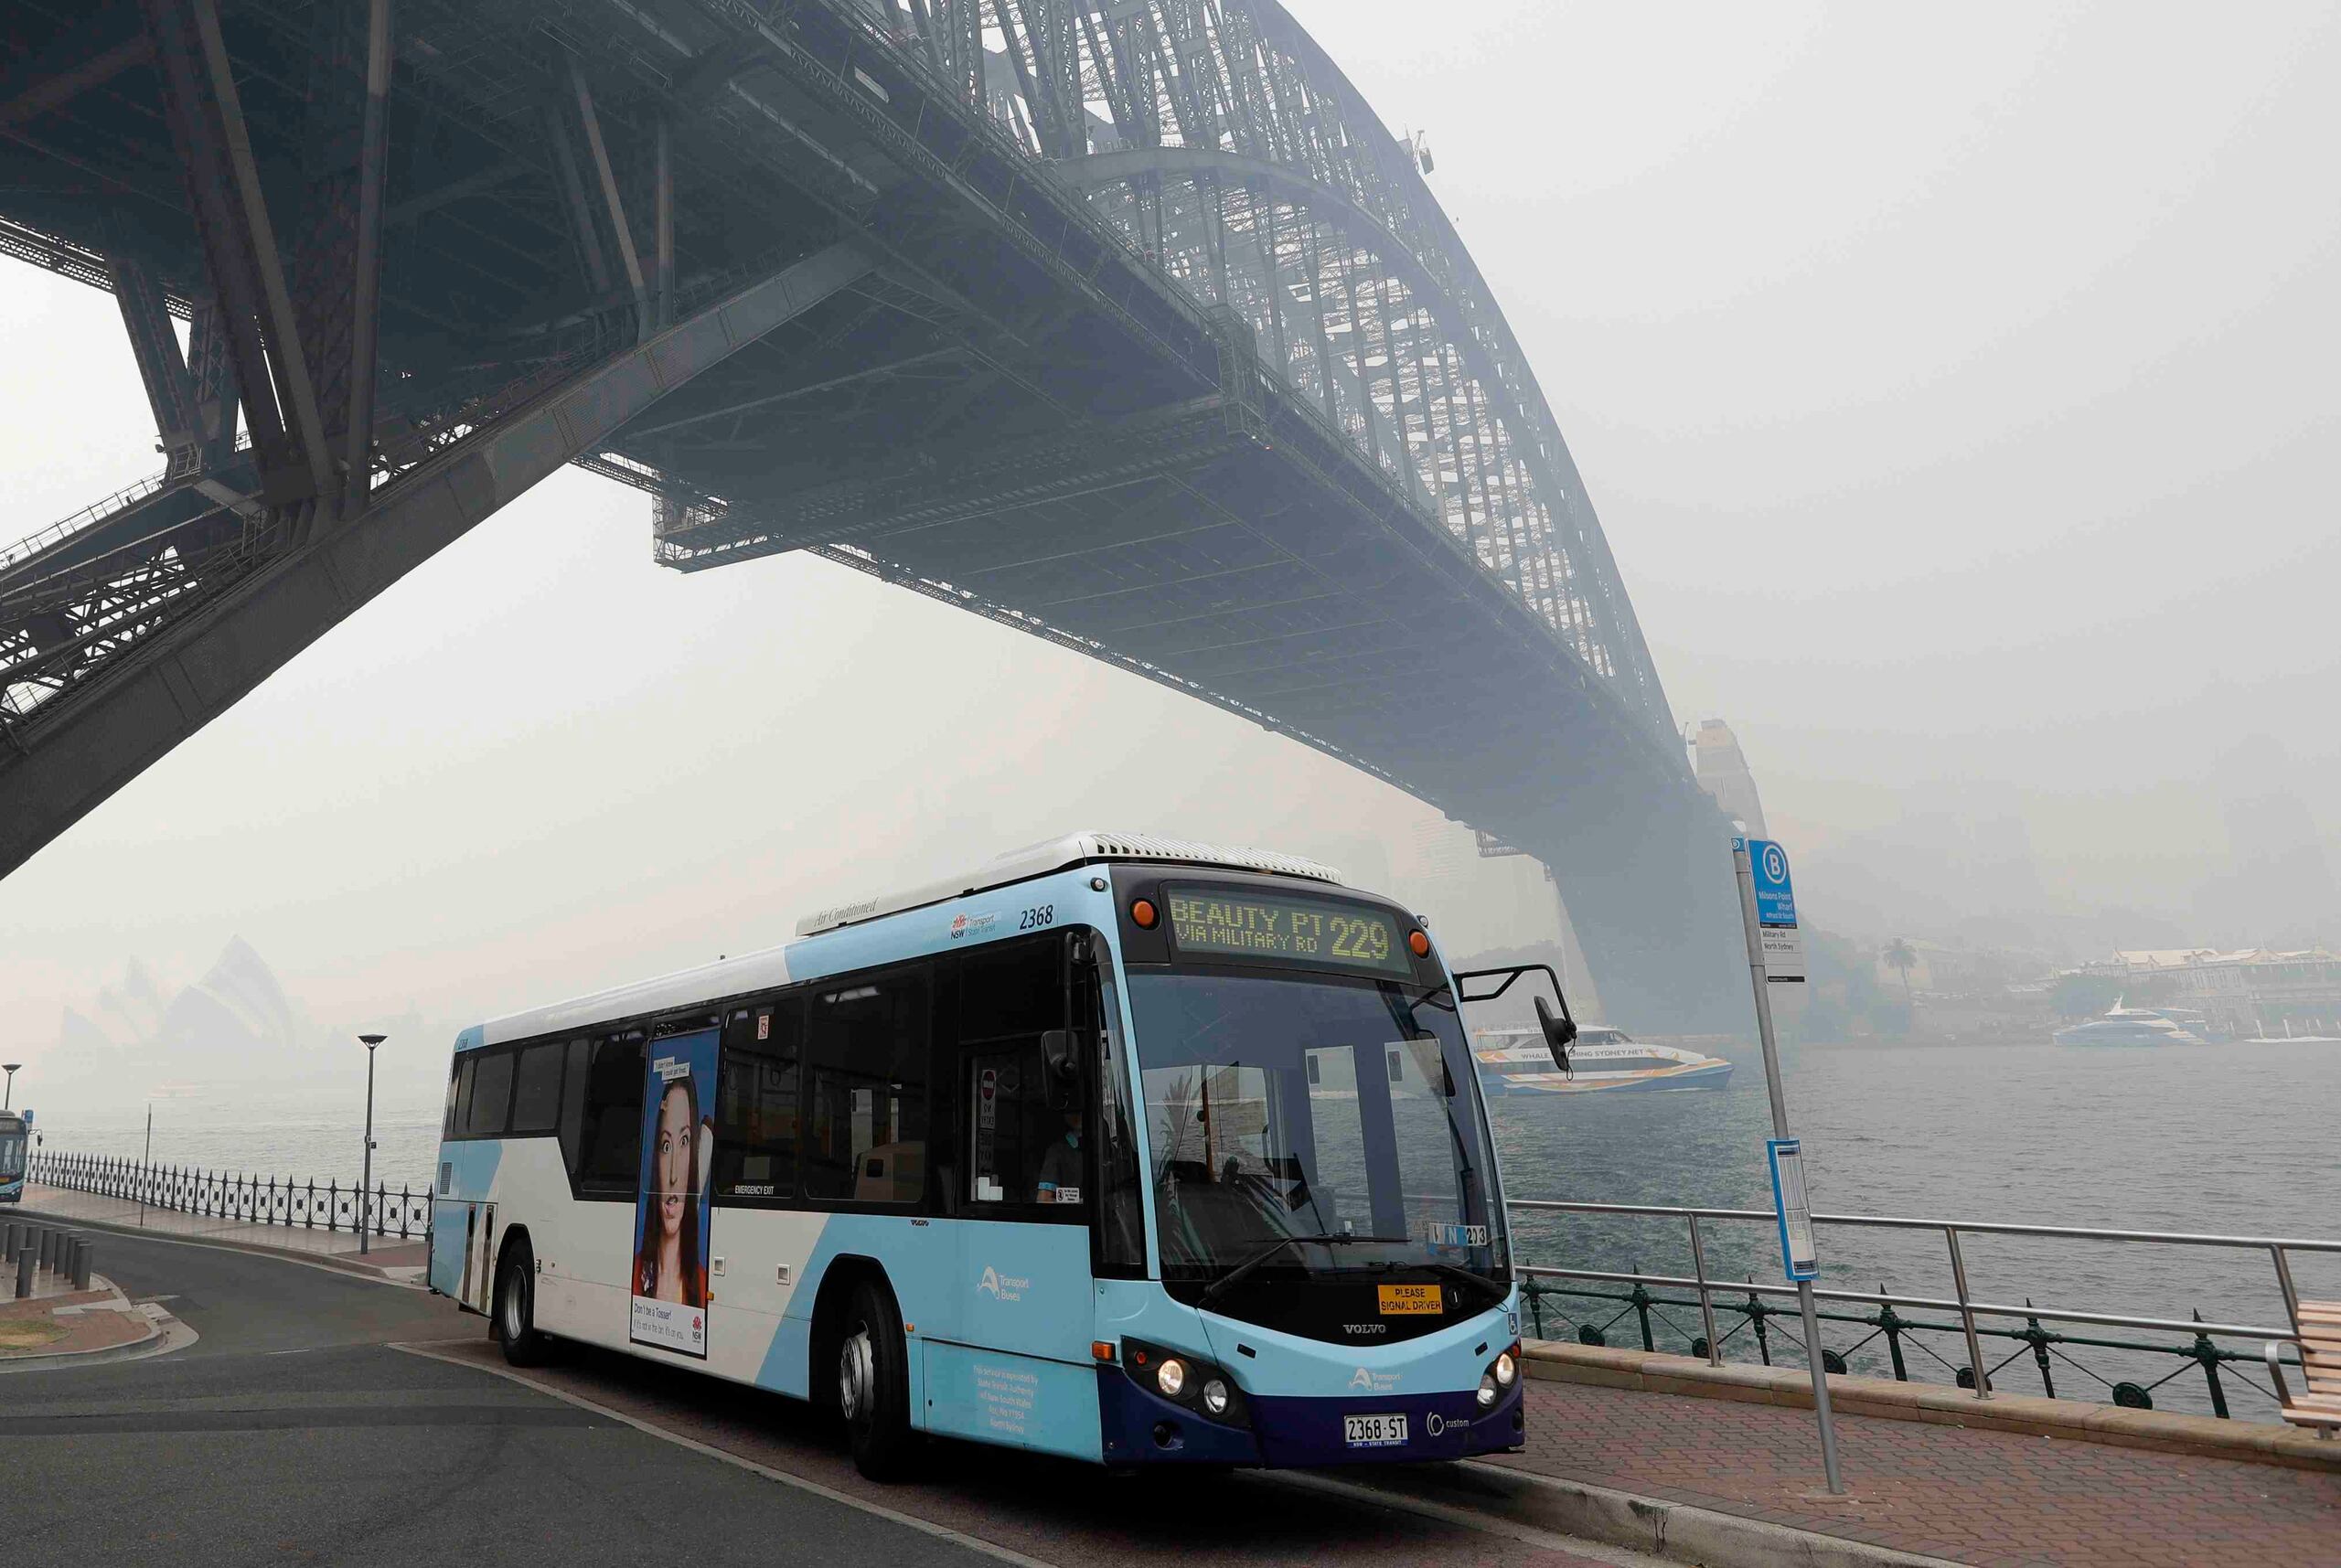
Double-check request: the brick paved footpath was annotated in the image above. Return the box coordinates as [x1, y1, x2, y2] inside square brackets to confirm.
[1495, 1376, 2341, 1567]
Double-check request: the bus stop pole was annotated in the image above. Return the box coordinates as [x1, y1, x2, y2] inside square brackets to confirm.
[1734, 841, 1846, 1495]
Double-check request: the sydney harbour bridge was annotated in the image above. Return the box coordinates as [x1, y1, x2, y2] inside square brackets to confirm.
[0, 0, 1744, 1027]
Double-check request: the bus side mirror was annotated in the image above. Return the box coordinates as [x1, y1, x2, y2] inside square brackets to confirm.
[1536, 997, 1577, 1072]
[1039, 1029, 1079, 1111]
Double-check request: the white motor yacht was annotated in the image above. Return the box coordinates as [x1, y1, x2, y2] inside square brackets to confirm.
[2051, 1000, 2207, 1047]
[1472, 1026, 1734, 1094]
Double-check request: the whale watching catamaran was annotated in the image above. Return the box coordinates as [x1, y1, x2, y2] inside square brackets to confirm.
[1472, 1027, 1733, 1095]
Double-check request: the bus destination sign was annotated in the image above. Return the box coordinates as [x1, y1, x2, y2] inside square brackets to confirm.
[1165, 888, 1413, 976]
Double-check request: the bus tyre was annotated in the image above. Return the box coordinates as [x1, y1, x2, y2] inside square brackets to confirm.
[496, 1238, 551, 1368]
[838, 1277, 917, 1480]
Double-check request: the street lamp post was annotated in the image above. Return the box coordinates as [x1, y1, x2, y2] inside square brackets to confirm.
[2, 1063, 19, 1110]
[358, 1035, 386, 1255]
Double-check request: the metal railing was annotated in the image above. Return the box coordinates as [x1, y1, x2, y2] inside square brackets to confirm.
[1508, 1199, 2339, 1424]
[0, 431, 262, 577]
[30, 1151, 431, 1243]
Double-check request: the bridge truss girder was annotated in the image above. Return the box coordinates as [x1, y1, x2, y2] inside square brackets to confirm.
[943, 0, 1676, 744]
[0, 240, 875, 876]
[0, 0, 1745, 1028]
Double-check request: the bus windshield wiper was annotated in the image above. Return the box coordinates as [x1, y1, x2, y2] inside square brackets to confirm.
[1198, 1233, 1407, 1310]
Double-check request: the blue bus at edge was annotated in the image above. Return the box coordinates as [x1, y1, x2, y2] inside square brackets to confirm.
[429, 833, 1557, 1478]
[0, 1109, 27, 1204]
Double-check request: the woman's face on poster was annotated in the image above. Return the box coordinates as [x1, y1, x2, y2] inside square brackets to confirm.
[656, 1083, 691, 1238]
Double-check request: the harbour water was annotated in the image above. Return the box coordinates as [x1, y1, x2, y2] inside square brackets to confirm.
[33, 1096, 450, 1204]
[28, 1036, 2340, 1417]
[1494, 1034, 2341, 1416]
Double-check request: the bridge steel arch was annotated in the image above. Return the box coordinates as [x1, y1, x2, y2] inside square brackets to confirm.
[0, 0, 1743, 1028]
[979, 0, 1675, 747]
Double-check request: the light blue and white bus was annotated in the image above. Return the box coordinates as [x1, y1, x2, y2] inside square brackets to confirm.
[0, 1110, 27, 1204]
[429, 833, 1568, 1477]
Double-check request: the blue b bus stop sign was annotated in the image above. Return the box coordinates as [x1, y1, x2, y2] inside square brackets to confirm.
[1750, 839, 1797, 926]
[1732, 837, 1805, 983]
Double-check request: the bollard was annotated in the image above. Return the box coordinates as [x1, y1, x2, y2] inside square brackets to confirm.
[37, 1224, 56, 1273]
[1878, 1295, 1911, 1381]
[14, 1245, 32, 1299]
[72, 1236, 93, 1290]
[1, 1221, 17, 1265]
[63, 1235, 84, 1288]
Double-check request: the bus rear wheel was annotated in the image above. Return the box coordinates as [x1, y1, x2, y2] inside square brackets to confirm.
[838, 1276, 917, 1480]
[496, 1237, 552, 1368]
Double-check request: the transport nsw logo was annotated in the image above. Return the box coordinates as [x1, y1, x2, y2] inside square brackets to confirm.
[976, 1265, 1030, 1302]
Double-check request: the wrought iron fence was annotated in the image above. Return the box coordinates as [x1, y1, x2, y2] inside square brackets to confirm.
[30, 1150, 431, 1243]
[1508, 1199, 2340, 1425]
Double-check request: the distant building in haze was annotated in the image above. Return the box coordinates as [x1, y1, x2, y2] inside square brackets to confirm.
[1692, 720, 1768, 836]
[2082, 946, 2341, 1039]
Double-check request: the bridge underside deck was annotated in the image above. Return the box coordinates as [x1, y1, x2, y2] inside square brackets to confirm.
[636, 375, 1737, 1025]
[0, 0, 1745, 1028]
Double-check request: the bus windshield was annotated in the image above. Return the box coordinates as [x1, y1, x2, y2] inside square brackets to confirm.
[0, 1119, 25, 1179]
[1128, 966, 1507, 1300]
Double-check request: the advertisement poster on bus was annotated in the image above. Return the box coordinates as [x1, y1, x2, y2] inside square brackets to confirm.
[631, 1029, 717, 1358]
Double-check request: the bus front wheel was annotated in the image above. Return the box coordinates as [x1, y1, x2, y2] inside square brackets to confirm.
[838, 1276, 917, 1480]
[495, 1237, 551, 1368]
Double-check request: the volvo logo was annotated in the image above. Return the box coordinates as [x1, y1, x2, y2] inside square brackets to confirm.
[1342, 1323, 1387, 1336]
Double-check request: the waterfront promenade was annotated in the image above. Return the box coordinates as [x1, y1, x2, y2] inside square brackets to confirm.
[13, 1179, 428, 1284]
[13, 1183, 2336, 1567]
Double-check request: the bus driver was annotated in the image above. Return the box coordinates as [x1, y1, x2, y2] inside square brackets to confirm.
[1036, 1107, 1083, 1202]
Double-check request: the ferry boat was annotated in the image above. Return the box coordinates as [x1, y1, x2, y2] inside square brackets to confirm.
[2051, 1000, 2207, 1047]
[1472, 1027, 1734, 1095]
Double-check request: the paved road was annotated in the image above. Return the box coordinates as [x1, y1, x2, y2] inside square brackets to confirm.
[11, 1222, 1630, 1568]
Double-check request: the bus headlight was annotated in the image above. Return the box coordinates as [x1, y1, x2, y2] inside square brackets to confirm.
[1494, 1349, 1518, 1387]
[1478, 1374, 1499, 1409]
[1122, 1338, 1248, 1425]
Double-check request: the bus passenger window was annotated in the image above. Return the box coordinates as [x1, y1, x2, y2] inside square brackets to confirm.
[445, 1056, 468, 1136]
[556, 1039, 590, 1166]
[715, 1000, 800, 1199]
[572, 1033, 646, 1192]
[465, 1050, 515, 1137]
[803, 969, 928, 1204]
[510, 1041, 563, 1135]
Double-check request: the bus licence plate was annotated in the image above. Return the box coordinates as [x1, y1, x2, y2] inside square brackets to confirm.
[1343, 1413, 1407, 1448]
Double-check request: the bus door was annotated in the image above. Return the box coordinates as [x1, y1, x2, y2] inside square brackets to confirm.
[927, 935, 1102, 1458]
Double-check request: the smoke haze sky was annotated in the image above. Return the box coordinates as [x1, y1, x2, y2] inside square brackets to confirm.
[3, 1, 2336, 1106]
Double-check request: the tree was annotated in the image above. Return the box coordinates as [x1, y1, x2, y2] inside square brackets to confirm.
[1881, 939, 1919, 1009]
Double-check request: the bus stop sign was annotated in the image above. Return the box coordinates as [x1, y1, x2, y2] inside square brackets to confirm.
[1737, 837, 1806, 983]
[1750, 840, 1797, 925]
